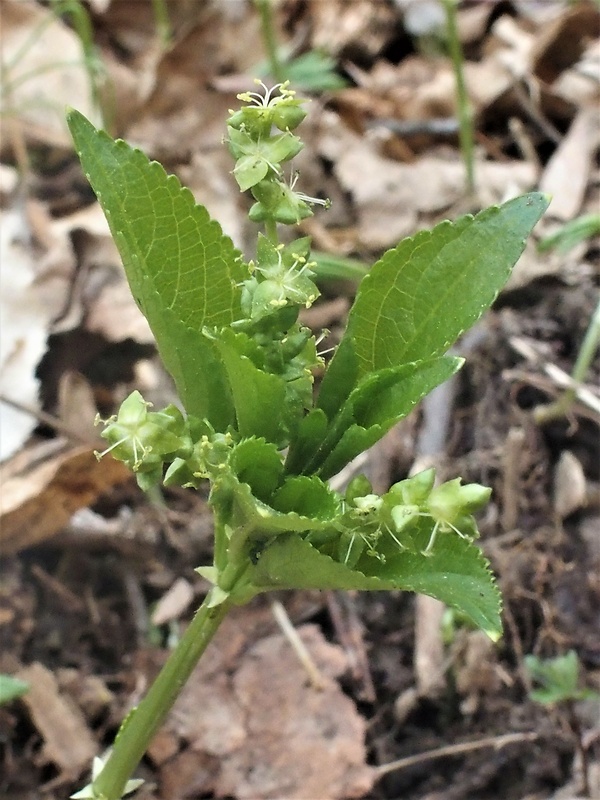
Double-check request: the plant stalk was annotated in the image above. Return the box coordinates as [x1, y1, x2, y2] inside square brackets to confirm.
[255, 0, 285, 83]
[442, 0, 475, 195]
[92, 589, 232, 800]
[264, 218, 279, 244]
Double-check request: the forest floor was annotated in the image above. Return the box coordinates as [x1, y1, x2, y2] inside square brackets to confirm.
[1, 1, 599, 799]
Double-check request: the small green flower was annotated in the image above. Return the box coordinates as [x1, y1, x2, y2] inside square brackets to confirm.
[228, 81, 307, 135]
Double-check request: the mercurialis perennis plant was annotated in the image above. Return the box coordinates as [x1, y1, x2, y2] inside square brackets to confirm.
[67, 82, 549, 800]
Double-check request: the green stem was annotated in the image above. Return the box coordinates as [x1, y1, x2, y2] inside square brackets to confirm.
[92, 589, 232, 800]
[534, 297, 600, 424]
[442, 0, 475, 196]
[151, 0, 173, 49]
[264, 218, 279, 244]
[255, 0, 285, 83]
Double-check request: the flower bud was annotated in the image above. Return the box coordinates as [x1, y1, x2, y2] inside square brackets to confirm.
[389, 468, 435, 505]
[272, 102, 307, 132]
[427, 479, 491, 525]
[345, 475, 372, 506]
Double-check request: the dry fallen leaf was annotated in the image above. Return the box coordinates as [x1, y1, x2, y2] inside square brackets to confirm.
[216, 625, 373, 800]
[151, 578, 195, 627]
[540, 107, 600, 221]
[0, 199, 75, 460]
[0, 440, 132, 554]
[52, 202, 154, 342]
[159, 618, 373, 800]
[318, 111, 535, 250]
[16, 662, 97, 777]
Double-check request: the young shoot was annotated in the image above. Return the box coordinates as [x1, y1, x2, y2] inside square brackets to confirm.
[66, 83, 548, 799]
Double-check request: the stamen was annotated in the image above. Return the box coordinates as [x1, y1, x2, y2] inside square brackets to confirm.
[94, 434, 130, 460]
[343, 533, 356, 564]
[422, 520, 440, 556]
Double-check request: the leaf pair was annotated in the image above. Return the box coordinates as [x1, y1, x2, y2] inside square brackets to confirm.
[287, 192, 550, 478]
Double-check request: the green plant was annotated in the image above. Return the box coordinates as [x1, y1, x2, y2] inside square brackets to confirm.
[67, 82, 548, 799]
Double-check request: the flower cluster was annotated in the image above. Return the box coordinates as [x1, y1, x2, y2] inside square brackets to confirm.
[333, 468, 491, 563]
[95, 391, 193, 490]
[227, 81, 328, 225]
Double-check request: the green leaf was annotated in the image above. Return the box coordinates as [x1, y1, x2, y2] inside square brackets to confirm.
[272, 475, 341, 520]
[67, 109, 247, 423]
[319, 193, 550, 418]
[252, 525, 502, 638]
[311, 250, 368, 283]
[282, 50, 348, 92]
[146, 306, 235, 429]
[230, 438, 283, 502]
[0, 674, 29, 705]
[212, 329, 288, 445]
[284, 408, 328, 475]
[219, 475, 335, 542]
[309, 356, 461, 478]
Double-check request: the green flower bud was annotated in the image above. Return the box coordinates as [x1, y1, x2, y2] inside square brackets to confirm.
[427, 479, 491, 526]
[233, 155, 271, 193]
[455, 483, 492, 514]
[228, 81, 307, 137]
[252, 279, 288, 315]
[345, 475, 373, 506]
[271, 102, 307, 132]
[389, 468, 435, 505]
[163, 457, 204, 489]
[280, 328, 311, 361]
[249, 178, 313, 225]
[227, 107, 272, 138]
[231, 131, 303, 192]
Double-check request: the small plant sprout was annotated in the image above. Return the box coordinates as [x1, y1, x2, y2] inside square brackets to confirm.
[67, 83, 549, 799]
[525, 650, 600, 796]
[525, 650, 599, 707]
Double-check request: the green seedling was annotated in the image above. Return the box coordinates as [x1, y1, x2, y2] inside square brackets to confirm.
[525, 650, 599, 795]
[67, 82, 548, 799]
[0, 674, 29, 705]
[525, 650, 599, 706]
